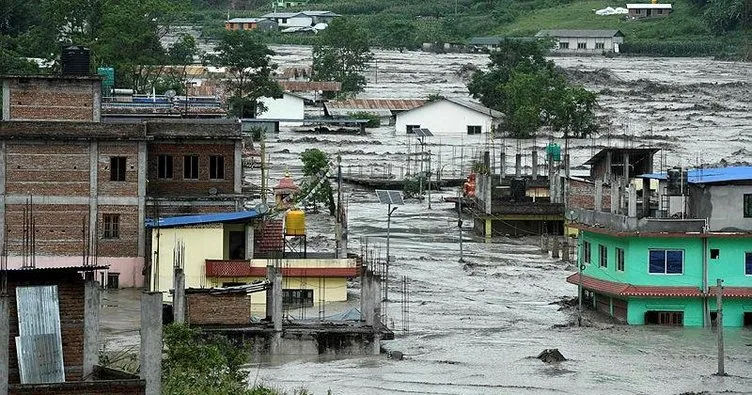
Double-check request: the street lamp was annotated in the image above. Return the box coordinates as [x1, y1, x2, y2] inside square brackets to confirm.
[375, 190, 404, 308]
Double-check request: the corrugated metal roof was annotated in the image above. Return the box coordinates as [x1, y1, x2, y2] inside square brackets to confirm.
[227, 18, 267, 23]
[626, 3, 672, 9]
[325, 99, 425, 111]
[536, 29, 624, 38]
[468, 36, 536, 45]
[326, 108, 393, 117]
[639, 166, 752, 184]
[261, 11, 339, 18]
[146, 210, 261, 228]
[279, 81, 341, 92]
[16, 285, 65, 384]
[445, 98, 504, 118]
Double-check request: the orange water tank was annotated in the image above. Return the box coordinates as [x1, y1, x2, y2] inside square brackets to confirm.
[285, 209, 306, 236]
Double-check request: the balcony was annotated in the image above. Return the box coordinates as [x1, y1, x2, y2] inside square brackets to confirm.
[205, 258, 359, 278]
[571, 208, 706, 234]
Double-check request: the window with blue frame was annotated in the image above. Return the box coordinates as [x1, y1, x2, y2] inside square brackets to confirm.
[648, 249, 684, 274]
[745, 252, 752, 275]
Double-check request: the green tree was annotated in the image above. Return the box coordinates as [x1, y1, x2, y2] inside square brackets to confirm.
[467, 39, 598, 139]
[380, 20, 417, 52]
[703, 0, 745, 34]
[299, 149, 335, 216]
[164, 33, 200, 94]
[211, 30, 282, 118]
[312, 18, 374, 99]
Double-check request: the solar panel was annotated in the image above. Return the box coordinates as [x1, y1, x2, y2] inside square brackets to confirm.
[414, 128, 433, 137]
[375, 190, 404, 205]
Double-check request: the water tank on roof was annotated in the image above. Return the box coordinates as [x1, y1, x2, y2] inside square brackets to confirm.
[97, 67, 115, 96]
[61, 46, 91, 76]
[285, 209, 306, 236]
[546, 143, 561, 162]
[510, 178, 527, 201]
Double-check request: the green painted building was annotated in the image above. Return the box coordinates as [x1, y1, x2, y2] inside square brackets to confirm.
[567, 165, 752, 327]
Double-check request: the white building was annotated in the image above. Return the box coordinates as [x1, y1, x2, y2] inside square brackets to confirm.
[259, 11, 339, 29]
[394, 98, 502, 142]
[257, 92, 305, 127]
[535, 29, 624, 53]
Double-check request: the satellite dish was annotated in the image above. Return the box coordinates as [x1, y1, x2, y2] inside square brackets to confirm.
[564, 209, 579, 221]
[164, 89, 177, 100]
[255, 203, 269, 215]
[208, 187, 218, 196]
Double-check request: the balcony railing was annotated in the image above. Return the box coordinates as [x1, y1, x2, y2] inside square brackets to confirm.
[571, 208, 706, 233]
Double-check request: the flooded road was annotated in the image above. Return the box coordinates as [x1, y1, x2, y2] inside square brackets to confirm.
[101, 46, 752, 394]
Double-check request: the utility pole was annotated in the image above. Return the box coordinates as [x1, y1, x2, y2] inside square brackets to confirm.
[260, 128, 267, 205]
[385, 205, 397, 304]
[716, 278, 725, 376]
[427, 149, 432, 209]
[458, 189, 464, 263]
[578, 232, 583, 327]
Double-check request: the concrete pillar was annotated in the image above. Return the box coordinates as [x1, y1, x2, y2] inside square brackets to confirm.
[500, 151, 506, 179]
[564, 154, 571, 178]
[551, 237, 560, 259]
[623, 153, 630, 181]
[531, 150, 538, 180]
[89, 141, 98, 249]
[137, 142, 147, 259]
[266, 265, 275, 321]
[173, 269, 185, 324]
[373, 332, 382, 355]
[245, 225, 254, 260]
[0, 296, 9, 395]
[83, 281, 101, 380]
[234, 140, 242, 194]
[642, 178, 651, 218]
[611, 183, 619, 214]
[562, 240, 571, 262]
[628, 184, 637, 218]
[540, 234, 548, 253]
[595, 182, 603, 212]
[140, 292, 163, 395]
[273, 267, 282, 331]
[515, 154, 522, 177]
[372, 274, 382, 327]
[360, 268, 368, 323]
[363, 270, 374, 326]
[1, 81, 9, 120]
[605, 150, 613, 180]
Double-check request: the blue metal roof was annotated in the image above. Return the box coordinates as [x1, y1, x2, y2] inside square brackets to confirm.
[146, 210, 260, 228]
[639, 166, 752, 184]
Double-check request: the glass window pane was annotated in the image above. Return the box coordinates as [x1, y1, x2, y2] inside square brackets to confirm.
[649, 250, 665, 273]
[746, 252, 752, 275]
[666, 250, 683, 274]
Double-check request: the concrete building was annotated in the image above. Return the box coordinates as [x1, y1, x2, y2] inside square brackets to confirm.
[535, 29, 625, 53]
[394, 98, 502, 142]
[567, 165, 752, 326]
[148, 211, 357, 315]
[257, 92, 305, 126]
[0, 74, 246, 288]
[224, 18, 278, 31]
[626, 3, 672, 18]
[259, 11, 339, 29]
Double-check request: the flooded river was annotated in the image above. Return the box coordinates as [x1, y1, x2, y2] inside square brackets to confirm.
[102, 46, 752, 394]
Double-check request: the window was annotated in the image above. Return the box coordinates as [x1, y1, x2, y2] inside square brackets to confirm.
[649, 249, 684, 274]
[282, 289, 313, 307]
[110, 157, 126, 181]
[209, 155, 225, 180]
[577, 42, 587, 49]
[616, 247, 625, 271]
[599, 244, 608, 268]
[645, 311, 684, 326]
[158, 155, 173, 179]
[183, 155, 199, 179]
[103, 214, 120, 239]
[745, 252, 752, 275]
[559, 42, 569, 49]
[583, 240, 591, 264]
[745, 194, 752, 217]
[710, 249, 720, 259]
[406, 125, 420, 134]
[467, 125, 481, 135]
[595, 42, 605, 50]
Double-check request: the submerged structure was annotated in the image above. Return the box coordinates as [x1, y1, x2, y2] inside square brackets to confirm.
[567, 163, 752, 327]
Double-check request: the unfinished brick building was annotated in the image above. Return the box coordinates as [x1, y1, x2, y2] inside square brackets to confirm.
[0, 74, 246, 288]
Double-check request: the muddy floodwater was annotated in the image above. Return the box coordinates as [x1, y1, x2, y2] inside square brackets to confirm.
[102, 47, 752, 394]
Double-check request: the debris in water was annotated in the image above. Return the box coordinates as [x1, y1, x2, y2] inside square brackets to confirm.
[537, 349, 567, 363]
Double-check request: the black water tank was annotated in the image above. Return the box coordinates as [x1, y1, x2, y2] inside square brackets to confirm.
[61, 46, 91, 76]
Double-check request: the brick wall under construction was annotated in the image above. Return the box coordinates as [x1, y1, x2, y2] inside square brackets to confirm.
[3, 77, 100, 122]
[186, 292, 250, 325]
[147, 142, 236, 197]
[566, 178, 612, 211]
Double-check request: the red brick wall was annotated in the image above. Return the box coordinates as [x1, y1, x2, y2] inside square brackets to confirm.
[97, 142, 139, 197]
[147, 142, 236, 197]
[5, 142, 90, 196]
[96, 205, 139, 257]
[5, 272, 86, 384]
[254, 220, 283, 254]
[5, 204, 89, 255]
[7, 78, 97, 121]
[567, 179, 612, 211]
[186, 292, 250, 325]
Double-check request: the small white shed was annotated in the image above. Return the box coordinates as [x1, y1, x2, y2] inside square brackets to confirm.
[395, 98, 502, 142]
[257, 92, 305, 127]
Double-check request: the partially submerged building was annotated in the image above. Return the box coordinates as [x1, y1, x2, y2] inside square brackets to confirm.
[567, 165, 752, 326]
[626, 3, 672, 18]
[394, 98, 502, 141]
[536, 29, 625, 53]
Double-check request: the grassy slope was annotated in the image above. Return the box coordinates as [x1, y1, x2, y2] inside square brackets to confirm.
[498, 0, 720, 41]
